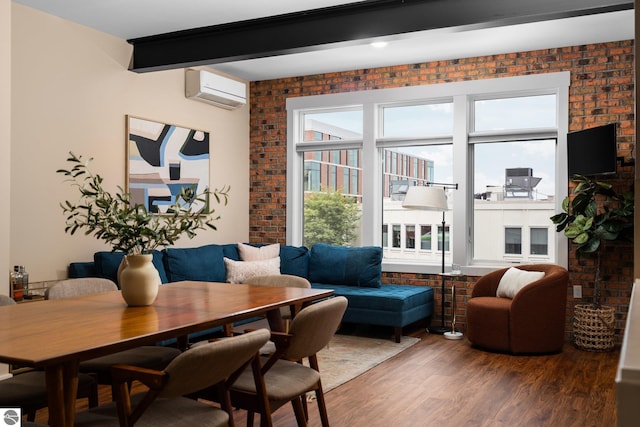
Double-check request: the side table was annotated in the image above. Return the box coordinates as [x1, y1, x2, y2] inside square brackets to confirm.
[15, 281, 51, 303]
[431, 272, 466, 339]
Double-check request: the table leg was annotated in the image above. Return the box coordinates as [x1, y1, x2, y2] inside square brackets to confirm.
[45, 361, 79, 427]
[177, 335, 189, 351]
[266, 308, 285, 332]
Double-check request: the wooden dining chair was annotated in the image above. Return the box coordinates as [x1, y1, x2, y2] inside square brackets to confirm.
[0, 294, 98, 422]
[44, 277, 120, 299]
[74, 328, 271, 427]
[45, 278, 181, 395]
[219, 296, 348, 427]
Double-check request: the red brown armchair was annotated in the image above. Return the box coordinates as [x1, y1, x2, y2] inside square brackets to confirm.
[466, 264, 569, 354]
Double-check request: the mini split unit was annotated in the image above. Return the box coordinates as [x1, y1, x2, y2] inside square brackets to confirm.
[185, 69, 247, 110]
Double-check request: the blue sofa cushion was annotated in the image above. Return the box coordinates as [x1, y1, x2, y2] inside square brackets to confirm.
[237, 244, 309, 278]
[68, 262, 96, 279]
[311, 283, 432, 311]
[221, 244, 241, 261]
[93, 251, 125, 284]
[310, 283, 434, 328]
[308, 244, 382, 288]
[151, 251, 169, 283]
[94, 251, 168, 286]
[280, 245, 310, 277]
[163, 244, 236, 283]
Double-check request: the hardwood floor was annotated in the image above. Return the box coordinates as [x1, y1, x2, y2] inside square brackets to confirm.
[34, 325, 619, 426]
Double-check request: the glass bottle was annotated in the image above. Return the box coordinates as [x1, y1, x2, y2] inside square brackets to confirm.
[19, 265, 29, 297]
[11, 265, 23, 302]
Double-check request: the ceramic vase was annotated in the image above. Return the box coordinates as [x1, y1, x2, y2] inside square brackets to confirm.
[119, 254, 161, 306]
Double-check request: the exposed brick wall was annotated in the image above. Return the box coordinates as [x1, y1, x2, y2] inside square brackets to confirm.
[249, 40, 635, 344]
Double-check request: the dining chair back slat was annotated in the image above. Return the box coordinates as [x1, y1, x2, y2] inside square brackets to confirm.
[75, 329, 271, 427]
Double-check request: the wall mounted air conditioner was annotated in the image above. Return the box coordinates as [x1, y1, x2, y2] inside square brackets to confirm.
[185, 69, 246, 110]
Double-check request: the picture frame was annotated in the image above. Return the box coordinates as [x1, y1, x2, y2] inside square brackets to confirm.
[126, 115, 210, 213]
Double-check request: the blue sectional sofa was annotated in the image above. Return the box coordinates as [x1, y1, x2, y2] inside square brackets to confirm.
[69, 243, 434, 342]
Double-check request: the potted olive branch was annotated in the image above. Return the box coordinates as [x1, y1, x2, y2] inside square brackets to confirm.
[550, 174, 633, 351]
[57, 152, 230, 305]
[57, 152, 229, 254]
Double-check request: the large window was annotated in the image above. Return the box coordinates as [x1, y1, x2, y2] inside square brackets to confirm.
[382, 102, 454, 137]
[474, 95, 557, 131]
[383, 144, 452, 262]
[472, 138, 556, 263]
[287, 73, 569, 275]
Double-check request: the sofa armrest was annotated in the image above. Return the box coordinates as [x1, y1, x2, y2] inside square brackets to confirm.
[509, 265, 569, 353]
[510, 266, 569, 323]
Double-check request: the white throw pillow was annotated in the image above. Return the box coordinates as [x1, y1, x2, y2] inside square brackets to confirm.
[224, 257, 281, 284]
[496, 267, 545, 299]
[237, 242, 280, 261]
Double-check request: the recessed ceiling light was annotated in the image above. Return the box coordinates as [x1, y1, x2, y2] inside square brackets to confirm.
[370, 41, 388, 48]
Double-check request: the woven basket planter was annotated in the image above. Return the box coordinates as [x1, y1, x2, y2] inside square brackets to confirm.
[573, 304, 616, 352]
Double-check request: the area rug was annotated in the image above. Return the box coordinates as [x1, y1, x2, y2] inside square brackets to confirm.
[311, 334, 420, 395]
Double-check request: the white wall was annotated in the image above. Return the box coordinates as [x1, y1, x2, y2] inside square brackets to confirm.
[382, 197, 554, 266]
[473, 200, 555, 263]
[0, 0, 11, 378]
[11, 4, 250, 282]
[0, 0, 9, 295]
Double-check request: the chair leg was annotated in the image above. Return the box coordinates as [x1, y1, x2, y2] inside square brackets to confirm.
[259, 411, 273, 427]
[27, 411, 36, 422]
[223, 323, 234, 337]
[249, 355, 273, 427]
[302, 393, 309, 420]
[89, 382, 99, 407]
[246, 411, 254, 427]
[111, 380, 133, 402]
[315, 386, 330, 427]
[291, 397, 308, 427]
[220, 389, 235, 427]
[394, 327, 402, 343]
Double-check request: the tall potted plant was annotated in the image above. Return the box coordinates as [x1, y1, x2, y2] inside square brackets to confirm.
[57, 152, 230, 306]
[551, 174, 633, 351]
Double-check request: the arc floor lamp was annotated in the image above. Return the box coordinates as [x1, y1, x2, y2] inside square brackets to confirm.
[402, 183, 458, 336]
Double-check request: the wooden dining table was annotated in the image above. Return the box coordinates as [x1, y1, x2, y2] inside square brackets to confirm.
[0, 281, 333, 427]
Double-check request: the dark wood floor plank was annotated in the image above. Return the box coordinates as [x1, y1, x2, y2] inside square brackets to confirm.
[33, 325, 619, 426]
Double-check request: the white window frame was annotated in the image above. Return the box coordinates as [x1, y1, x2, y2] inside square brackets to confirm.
[286, 72, 569, 276]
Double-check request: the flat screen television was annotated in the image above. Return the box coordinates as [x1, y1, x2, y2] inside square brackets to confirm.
[567, 123, 617, 177]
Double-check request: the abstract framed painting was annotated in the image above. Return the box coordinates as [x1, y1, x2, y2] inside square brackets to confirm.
[126, 115, 210, 213]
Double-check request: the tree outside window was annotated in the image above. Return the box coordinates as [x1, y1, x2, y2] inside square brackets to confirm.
[303, 189, 360, 248]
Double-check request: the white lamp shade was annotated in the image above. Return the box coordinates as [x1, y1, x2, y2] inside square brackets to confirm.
[402, 186, 448, 211]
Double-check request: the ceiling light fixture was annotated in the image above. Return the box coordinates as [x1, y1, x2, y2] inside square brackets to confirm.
[370, 41, 388, 48]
